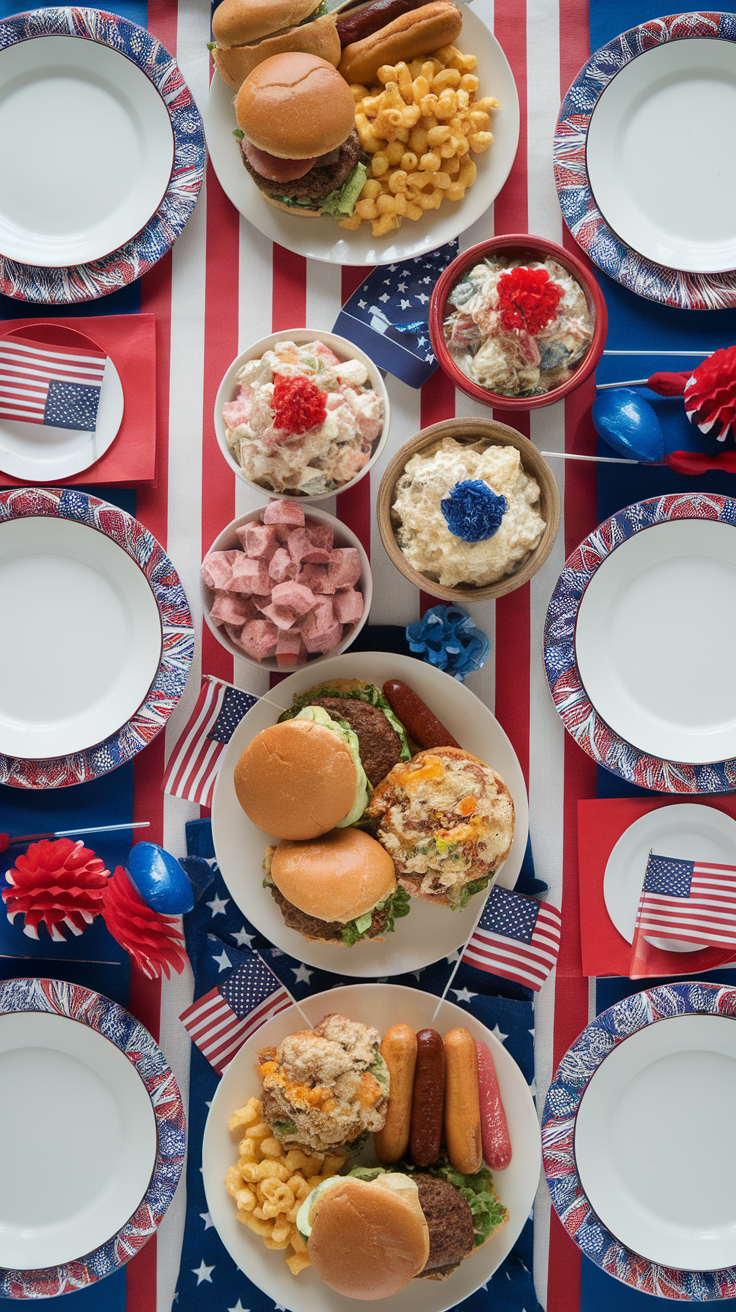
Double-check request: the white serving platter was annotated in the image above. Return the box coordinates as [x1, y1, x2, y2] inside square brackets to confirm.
[204, 8, 519, 266]
[0, 33, 174, 268]
[203, 983, 541, 1312]
[211, 651, 528, 976]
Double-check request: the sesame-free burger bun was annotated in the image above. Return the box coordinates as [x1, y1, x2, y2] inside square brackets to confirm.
[271, 828, 396, 924]
[233, 720, 358, 839]
[213, 0, 319, 47]
[235, 52, 357, 158]
[212, 14, 340, 90]
[308, 1176, 430, 1299]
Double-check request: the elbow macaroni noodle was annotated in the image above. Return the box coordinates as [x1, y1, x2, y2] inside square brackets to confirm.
[341, 45, 499, 237]
[225, 1096, 346, 1275]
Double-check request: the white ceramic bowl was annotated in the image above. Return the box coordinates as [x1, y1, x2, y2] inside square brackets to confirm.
[214, 328, 390, 502]
[201, 504, 372, 672]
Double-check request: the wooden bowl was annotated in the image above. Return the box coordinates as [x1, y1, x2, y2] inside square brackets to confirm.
[376, 418, 561, 603]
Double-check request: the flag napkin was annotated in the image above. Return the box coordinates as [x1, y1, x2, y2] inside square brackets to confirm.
[180, 949, 292, 1075]
[162, 677, 258, 807]
[0, 330, 106, 431]
[462, 884, 562, 992]
[333, 240, 458, 387]
[629, 852, 736, 978]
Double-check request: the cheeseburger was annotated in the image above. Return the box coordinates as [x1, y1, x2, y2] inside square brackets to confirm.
[263, 826, 410, 946]
[211, 0, 340, 89]
[234, 53, 367, 218]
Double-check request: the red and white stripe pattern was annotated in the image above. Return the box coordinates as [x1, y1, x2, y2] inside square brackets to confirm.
[161, 676, 256, 806]
[463, 885, 563, 990]
[179, 957, 291, 1075]
[0, 334, 106, 424]
[634, 854, 736, 947]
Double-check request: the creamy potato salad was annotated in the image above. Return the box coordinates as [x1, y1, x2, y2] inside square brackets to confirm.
[392, 438, 545, 588]
[222, 340, 384, 497]
[444, 255, 593, 397]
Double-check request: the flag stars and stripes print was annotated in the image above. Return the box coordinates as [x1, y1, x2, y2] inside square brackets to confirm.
[0, 335, 106, 431]
[634, 853, 736, 948]
[162, 677, 257, 807]
[179, 952, 291, 1075]
[462, 885, 562, 991]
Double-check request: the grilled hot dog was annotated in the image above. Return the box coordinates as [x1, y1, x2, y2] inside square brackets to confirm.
[336, 0, 428, 47]
[476, 1039, 512, 1170]
[382, 679, 461, 750]
[444, 1027, 482, 1175]
[374, 1024, 418, 1164]
[409, 1028, 445, 1166]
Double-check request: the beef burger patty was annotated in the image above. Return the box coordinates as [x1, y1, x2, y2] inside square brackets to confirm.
[415, 1174, 475, 1275]
[306, 695, 404, 786]
[241, 129, 361, 201]
[271, 884, 391, 942]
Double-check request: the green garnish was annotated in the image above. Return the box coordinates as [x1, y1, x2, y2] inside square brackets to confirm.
[279, 682, 411, 760]
[233, 128, 244, 139]
[454, 874, 492, 911]
[320, 162, 368, 217]
[273, 1119, 297, 1137]
[339, 886, 411, 946]
[350, 1154, 508, 1246]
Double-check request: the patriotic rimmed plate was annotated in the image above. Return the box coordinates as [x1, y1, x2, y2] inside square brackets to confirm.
[210, 651, 529, 976]
[203, 983, 541, 1312]
[0, 977, 185, 1299]
[0, 8, 205, 304]
[204, 7, 519, 266]
[543, 981, 736, 1297]
[543, 493, 736, 793]
[554, 12, 736, 309]
[0, 487, 193, 789]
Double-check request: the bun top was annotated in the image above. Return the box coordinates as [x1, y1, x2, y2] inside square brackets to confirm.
[271, 827, 396, 923]
[212, 0, 319, 47]
[233, 719, 358, 839]
[308, 1176, 429, 1298]
[235, 53, 357, 158]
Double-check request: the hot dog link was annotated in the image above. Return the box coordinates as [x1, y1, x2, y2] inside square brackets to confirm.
[444, 1027, 482, 1175]
[476, 1039, 512, 1171]
[409, 1028, 445, 1166]
[374, 1024, 417, 1164]
[382, 679, 461, 750]
[336, 0, 427, 47]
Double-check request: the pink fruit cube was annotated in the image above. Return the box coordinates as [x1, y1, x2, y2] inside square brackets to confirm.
[270, 582, 315, 615]
[305, 520, 334, 552]
[333, 588, 364, 625]
[260, 603, 298, 631]
[201, 550, 240, 591]
[223, 622, 244, 645]
[327, 548, 361, 591]
[287, 528, 330, 566]
[276, 629, 306, 669]
[229, 555, 271, 595]
[301, 615, 343, 654]
[238, 619, 279, 661]
[263, 500, 305, 527]
[297, 563, 335, 595]
[269, 548, 298, 584]
[210, 591, 258, 627]
[236, 522, 280, 561]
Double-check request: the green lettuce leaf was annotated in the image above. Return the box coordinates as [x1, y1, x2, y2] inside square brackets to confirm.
[293, 706, 370, 826]
[319, 162, 368, 217]
[353, 1154, 508, 1246]
[279, 682, 411, 759]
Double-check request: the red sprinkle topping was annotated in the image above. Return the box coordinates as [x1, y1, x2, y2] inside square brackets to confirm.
[272, 375, 327, 435]
[496, 266, 563, 335]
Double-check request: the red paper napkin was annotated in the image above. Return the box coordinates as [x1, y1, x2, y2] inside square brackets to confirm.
[577, 797, 736, 977]
[0, 314, 156, 487]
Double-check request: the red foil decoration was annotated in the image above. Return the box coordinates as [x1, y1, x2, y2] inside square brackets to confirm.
[272, 375, 327, 435]
[496, 266, 563, 335]
[102, 866, 188, 980]
[2, 838, 109, 941]
[684, 345, 736, 441]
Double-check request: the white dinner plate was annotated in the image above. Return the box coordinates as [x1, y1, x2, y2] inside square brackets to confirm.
[204, 8, 519, 266]
[0, 33, 174, 268]
[575, 1012, 736, 1270]
[211, 651, 528, 976]
[203, 983, 541, 1312]
[0, 515, 162, 759]
[604, 804, 736, 954]
[586, 38, 736, 274]
[0, 1009, 157, 1270]
[575, 518, 736, 765]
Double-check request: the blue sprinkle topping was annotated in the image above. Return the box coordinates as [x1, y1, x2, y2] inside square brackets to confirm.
[440, 479, 507, 542]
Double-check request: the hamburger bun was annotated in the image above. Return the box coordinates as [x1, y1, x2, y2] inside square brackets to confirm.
[233, 719, 358, 839]
[271, 827, 396, 924]
[337, 0, 462, 86]
[308, 1176, 429, 1298]
[212, 14, 341, 89]
[213, 0, 318, 47]
[235, 52, 356, 159]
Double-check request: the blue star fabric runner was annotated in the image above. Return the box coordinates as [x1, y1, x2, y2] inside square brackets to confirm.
[175, 818, 544, 1312]
[333, 241, 459, 388]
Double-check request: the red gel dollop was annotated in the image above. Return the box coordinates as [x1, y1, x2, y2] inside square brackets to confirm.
[497, 267, 563, 335]
[272, 375, 327, 435]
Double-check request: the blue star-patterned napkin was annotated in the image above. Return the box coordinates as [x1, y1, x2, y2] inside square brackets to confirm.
[333, 241, 458, 388]
[175, 819, 544, 1312]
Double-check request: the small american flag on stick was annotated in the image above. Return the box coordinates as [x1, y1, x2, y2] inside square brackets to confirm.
[462, 884, 562, 991]
[0, 333, 106, 431]
[162, 677, 257, 807]
[180, 949, 292, 1075]
[634, 853, 736, 948]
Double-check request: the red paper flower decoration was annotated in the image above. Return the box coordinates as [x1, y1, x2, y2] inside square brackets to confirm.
[272, 375, 327, 435]
[2, 838, 109, 941]
[684, 345, 736, 442]
[497, 267, 563, 335]
[102, 866, 188, 980]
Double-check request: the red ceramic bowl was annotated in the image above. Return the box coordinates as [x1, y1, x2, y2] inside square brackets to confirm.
[429, 235, 608, 411]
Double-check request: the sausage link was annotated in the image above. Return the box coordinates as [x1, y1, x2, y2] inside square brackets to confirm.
[476, 1039, 512, 1171]
[444, 1027, 482, 1175]
[409, 1028, 445, 1166]
[336, 0, 424, 47]
[374, 1025, 417, 1164]
[382, 679, 461, 750]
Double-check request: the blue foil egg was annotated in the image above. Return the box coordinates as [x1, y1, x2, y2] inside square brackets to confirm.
[127, 842, 194, 915]
[592, 388, 664, 462]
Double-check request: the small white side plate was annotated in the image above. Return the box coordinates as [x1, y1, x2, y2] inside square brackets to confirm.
[0, 34, 174, 267]
[575, 1013, 736, 1270]
[0, 355, 124, 482]
[0, 1010, 157, 1270]
[0, 516, 162, 759]
[575, 519, 736, 764]
[603, 804, 736, 953]
[586, 38, 736, 273]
